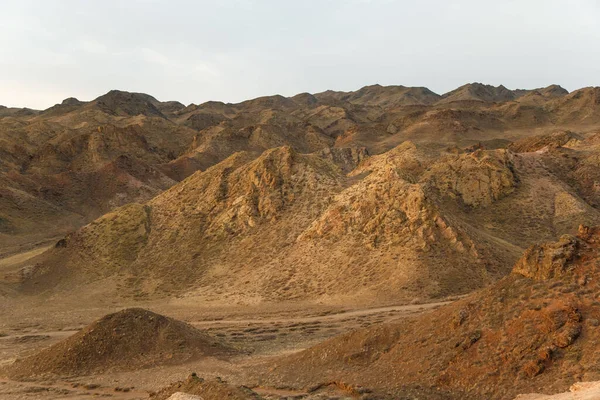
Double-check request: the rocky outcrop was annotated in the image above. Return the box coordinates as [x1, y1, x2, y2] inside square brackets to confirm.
[512, 234, 579, 280]
[423, 149, 517, 207]
[158, 146, 342, 238]
[349, 140, 426, 182]
[509, 131, 581, 153]
[515, 381, 600, 399]
[265, 227, 600, 399]
[300, 161, 471, 253]
[514, 226, 600, 281]
[316, 146, 368, 172]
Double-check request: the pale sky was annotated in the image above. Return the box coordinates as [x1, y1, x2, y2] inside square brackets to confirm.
[1, 0, 599, 109]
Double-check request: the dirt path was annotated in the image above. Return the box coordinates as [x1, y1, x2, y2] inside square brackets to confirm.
[0, 301, 450, 341]
[0, 244, 53, 284]
[0, 245, 52, 269]
[0, 330, 78, 342]
[190, 301, 451, 328]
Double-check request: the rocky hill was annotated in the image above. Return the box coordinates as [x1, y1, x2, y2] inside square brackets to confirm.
[3, 83, 600, 400]
[314, 84, 442, 108]
[19, 135, 600, 306]
[439, 83, 520, 103]
[263, 225, 600, 399]
[3, 83, 600, 304]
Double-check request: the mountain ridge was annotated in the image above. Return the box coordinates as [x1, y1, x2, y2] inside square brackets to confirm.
[3, 82, 600, 304]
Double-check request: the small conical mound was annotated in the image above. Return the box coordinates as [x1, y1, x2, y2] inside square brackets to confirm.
[5, 308, 236, 377]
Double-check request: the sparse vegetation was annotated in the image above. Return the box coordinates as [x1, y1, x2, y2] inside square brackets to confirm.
[2, 84, 600, 399]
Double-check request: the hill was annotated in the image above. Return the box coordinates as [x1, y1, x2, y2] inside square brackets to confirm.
[20, 137, 600, 305]
[314, 84, 442, 108]
[3, 83, 600, 304]
[3, 82, 600, 399]
[2, 83, 598, 251]
[439, 83, 519, 104]
[3, 308, 236, 377]
[264, 225, 600, 399]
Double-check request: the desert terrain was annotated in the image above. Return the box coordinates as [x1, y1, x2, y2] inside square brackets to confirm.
[2, 83, 600, 399]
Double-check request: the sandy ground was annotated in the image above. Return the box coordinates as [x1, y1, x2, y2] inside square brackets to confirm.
[0, 243, 451, 399]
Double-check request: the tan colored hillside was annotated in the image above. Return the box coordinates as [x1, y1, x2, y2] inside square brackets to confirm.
[2, 83, 598, 251]
[3, 83, 600, 400]
[1, 84, 599, 303]
[20, 134, 600, 305]
[263, 225, 600, 399]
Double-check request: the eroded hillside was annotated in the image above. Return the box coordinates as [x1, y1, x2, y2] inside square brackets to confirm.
[2, 83, 600, 306]
[263, 225, 600, 399]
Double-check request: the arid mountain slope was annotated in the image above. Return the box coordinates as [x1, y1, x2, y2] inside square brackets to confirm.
[2, 83, 599, 252]
[20, 136, 600, 305]
[314, 84, 442, 107]
[3, 84, 600, 400]
[264, 226, 600, 399]
[3, 83, 600, 304]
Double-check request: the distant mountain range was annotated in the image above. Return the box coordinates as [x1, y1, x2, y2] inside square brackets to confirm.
[2, 82, 600, 307]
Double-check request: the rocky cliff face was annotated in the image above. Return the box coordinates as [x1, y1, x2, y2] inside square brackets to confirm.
[423, 149, 518, 207]
[512, 234, 579, 280]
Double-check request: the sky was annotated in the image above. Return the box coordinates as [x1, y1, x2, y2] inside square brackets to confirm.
[0, 0, 599, 109]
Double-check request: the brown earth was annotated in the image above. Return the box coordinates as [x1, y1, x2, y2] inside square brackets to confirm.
[0, 290, 450, 400]
[261, 225, 600, 399]
[151, 374, 260, 400]
[19, 137, 600, 305]
[3, 308, 236, 378]
[2, 83, 597, 251]
[2, 83, 600, 399]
